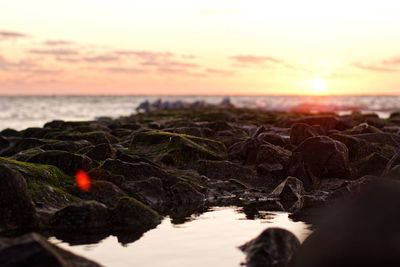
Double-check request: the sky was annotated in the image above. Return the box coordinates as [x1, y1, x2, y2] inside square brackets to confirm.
[1, 0, 400, 95]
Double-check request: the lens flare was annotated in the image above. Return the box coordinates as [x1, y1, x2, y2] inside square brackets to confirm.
[75, 170, 91, 191]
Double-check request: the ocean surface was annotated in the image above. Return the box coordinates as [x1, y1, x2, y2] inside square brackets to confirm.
[1, 95, 399, 131]
[50, 207, 311, 267]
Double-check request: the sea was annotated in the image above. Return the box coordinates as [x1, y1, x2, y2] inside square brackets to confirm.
[1, 95, 399, 131]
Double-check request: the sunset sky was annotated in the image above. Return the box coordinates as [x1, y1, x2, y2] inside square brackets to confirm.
[1, 0, 400, 95]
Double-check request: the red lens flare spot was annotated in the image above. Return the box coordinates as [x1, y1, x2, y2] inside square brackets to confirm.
[75, 170, 91, 191]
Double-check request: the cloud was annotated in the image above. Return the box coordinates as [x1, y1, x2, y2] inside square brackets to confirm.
[29, 48, 79, 56]
[0, 30, 30, 40]
[205, 68, 235, 76]
[0, 55, 58, 74]
[230, 55, 283, 65]
[382, 57, 400, 66]
[103, 67, 147, 74]
[43, 40, 74, 46]
[352, 62, 397, 72]
[82, 55, 120, 62]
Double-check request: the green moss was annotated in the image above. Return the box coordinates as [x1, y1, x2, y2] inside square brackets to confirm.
[0, 157, 76, 206]
[118, 196, 160, 217]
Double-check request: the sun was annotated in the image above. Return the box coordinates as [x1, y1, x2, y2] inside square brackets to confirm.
[311, 78, 326, 92]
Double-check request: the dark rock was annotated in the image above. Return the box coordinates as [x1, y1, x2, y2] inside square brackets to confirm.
[0, 165, 37, 232]
[281, 115, 354, 132]
[229, 138, 260, 164]
[121, 177, 167, 211]
[0, 136, 9, 152]
[288, 136, 351, 190]
[257, 132, 289, 147]
[51, 201, 109, 232]
[0, 233, 101, 267]
[240, 228, 300, 267]
[0, 128, 20, 137]
[195, 160, 254, 181]
[291, 180, 400, 267]
[290, 123, 320, 146]
[21, 127, 57, 139]
[330, 133, 377, 161]
[256, 143, 291, 166]
[88, 168, 125, 186]
[170, 181, 205, 207]
[27, 150, 93, 175]
[85, 143, 116, 161]
[41, 140, 92, 153]
[356, 152, 389, 177]
[111, 197, 162, 229]
[270, 177, 305, 202]
[78, 180, 126, 207]
[257, 163, 284, 177]
[101, 159, 175, 182]
[352, 133, 400, 147]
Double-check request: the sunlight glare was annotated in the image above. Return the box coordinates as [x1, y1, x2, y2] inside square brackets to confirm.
[311, 78, 326, 92]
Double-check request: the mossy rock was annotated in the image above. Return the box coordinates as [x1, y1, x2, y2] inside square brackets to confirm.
[130, 130, 226, 166]
[0, 157, 76, 208]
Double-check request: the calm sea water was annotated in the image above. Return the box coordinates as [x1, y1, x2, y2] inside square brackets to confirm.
[50, 207, 311, 267]
[0, 95, 399, 131]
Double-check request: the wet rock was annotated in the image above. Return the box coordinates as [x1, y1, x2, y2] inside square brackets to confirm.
[111, 197, 162, 229]
[51, 131, 119, 145]
[78, 180, 126, 207]
[288, 136, 351, 190]
[240, 228, 300, 267]
[290, 123, 320, 145]
[88, 168, 125, 186]
[101, 159, 174, 182]
[27, 150, 93, 175]
[41, 140, 92, 153]
[51, 201, 109, 232]
[0, 136, 9, 152]
[330, 133, 377, 161]
[85, 143, 116, 162]
[256, 143, 291, 166]
[170, 181, 205, 207]
[343, 122, 382, 135]
[257, 163, 284, 177]
[195, 160, 254, 181]
[257, 132, 289, 147]
[352, 133, 400, 147]
[0, 165, 37, 232]
[20, 127, 57, 139]
[356, 152, 389, 177]
[0, 233, 101, 267]
[281, 115, 354, 132]
[121, 177, 167, 211]
[229, 138, 260, 164]
[270, 177, 305, 202]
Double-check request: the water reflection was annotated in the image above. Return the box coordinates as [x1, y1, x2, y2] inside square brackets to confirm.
[49, 206, 311, 267]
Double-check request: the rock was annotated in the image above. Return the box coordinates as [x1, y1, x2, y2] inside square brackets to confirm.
[240, 228, 300, 267]
[78, 180, 126, 207]
[257, 132, 289, 147]
[101, 159, 174, 182]
[291, 180, 400, 266]
[0, 165, 37, 232]
[330, 133, 377, 161]
[281, 115, 354, 132]
[352, 133, 400, 147]
[111, 197, 161, 229]
[270, 177, 305, 202]
[288, 136, 351, 190]
[20, 127, 57, 139]
[195, 160, 254, 181]
[256, 163, 284, 177]
[229, 138, 260, 164]
[27, 150, 93, 175]
[0, 232, 101, 267]
[170, 181, 205, 207]
[0, 128, 20, 137]
[356, 152, 389, 177]
[256, 143, 291, 166]
[0, 136, 9, 152]
[51, 201, 109, 232]
[290, 123, 320, 146]
[41, 140, 92, 153]
[121, 177, 167, 211]
[88, 168, 125, 186]
[85, 143, 116, 162]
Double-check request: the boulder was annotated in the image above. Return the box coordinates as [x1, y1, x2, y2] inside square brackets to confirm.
[195, 160, 254, 181]
[170, 181, 205, 207]
[288, 136, 351, 190]
[50, 201, 109, 232]
[121, 177, 167, 211]
[27, 150, 93, 175]
[0, 233, 101, 267]
[290, 123, 320, 146]
[256, 143, 291, 166]
[257, 132, 288, 147]
[240, 228, 300, 267]
[0, 165, 37, 232]
[85, 143, 116, 162]
[330, 133, 377, 161]
[78, 180, 126, 207]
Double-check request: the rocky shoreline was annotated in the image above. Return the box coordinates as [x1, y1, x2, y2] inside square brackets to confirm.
[1, 100, 400, 266]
